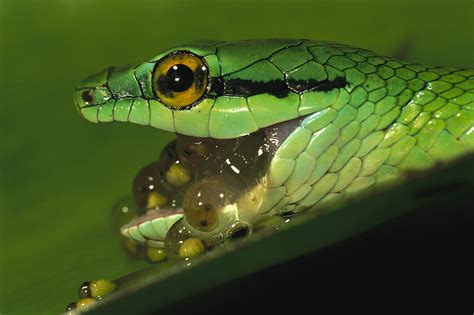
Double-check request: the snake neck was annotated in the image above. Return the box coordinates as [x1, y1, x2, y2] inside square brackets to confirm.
[254, 65, 474, 217]
[385, 65, 474, 167]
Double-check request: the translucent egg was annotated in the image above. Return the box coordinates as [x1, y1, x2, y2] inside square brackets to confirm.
[182, 174, 244, 232]
[164, 218, 222, 263]
[132, 162, 165, 211]
[176, 136, 220, 170]
[132, 157, 187, 212]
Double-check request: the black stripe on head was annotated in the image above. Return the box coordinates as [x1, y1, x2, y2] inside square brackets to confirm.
[211, 77, 289, 98]
[287, 77, 347, 93]
[210, 76, 347, 98]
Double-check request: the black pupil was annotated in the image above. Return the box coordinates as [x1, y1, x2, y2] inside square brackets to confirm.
[165, 64, 194, 92]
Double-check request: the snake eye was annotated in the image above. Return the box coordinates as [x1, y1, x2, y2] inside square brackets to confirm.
[152, 51, 208, 109]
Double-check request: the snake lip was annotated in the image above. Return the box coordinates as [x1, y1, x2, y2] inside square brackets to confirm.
[120, 208, 184, 246]
[126, 208, 183, 227]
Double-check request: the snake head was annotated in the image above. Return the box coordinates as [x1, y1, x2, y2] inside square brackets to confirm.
[75, 39, 350, 139]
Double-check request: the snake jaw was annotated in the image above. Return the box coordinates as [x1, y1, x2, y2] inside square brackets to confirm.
[120, 208, 184, 248]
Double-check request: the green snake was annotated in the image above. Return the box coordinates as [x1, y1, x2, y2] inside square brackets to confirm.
[74, 39, 474, 258]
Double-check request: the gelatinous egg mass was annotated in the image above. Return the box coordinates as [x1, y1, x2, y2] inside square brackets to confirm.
[122, 129, 275, 258]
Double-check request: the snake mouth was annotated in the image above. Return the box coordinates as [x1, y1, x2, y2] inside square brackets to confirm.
[120, 208, 184, 248]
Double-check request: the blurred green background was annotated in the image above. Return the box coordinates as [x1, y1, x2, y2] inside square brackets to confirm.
[0, 0, 472, 314]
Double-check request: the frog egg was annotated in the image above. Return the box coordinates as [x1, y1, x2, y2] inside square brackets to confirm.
[164, 218, 222, 263]
[132, 162, 166, 210]
[145, 191, 168, 209]
[176, 136, 219, 170]
[76, 298, 96, 311]
[146, 247, 167, 263]
[65, 298, 96, 313]
[164, 218, 198, 262]
[164, 219, 189, 262]
[158, 140, 179, 166]
[182, 175, 243, 233]
[178, 238, 205, 259]
[165, 162, 191, 188]
[132, 161, 184, 211]
[78, 279, 117, 300]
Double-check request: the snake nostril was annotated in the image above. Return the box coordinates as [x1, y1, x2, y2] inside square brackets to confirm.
[81, 90, 93, 103]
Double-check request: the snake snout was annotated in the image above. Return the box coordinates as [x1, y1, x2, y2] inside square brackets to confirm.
[74, 67, 116, 122]
[75, 68, 113, 106]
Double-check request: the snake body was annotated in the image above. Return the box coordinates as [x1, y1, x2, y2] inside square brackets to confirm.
[75, 39, 474, 247]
